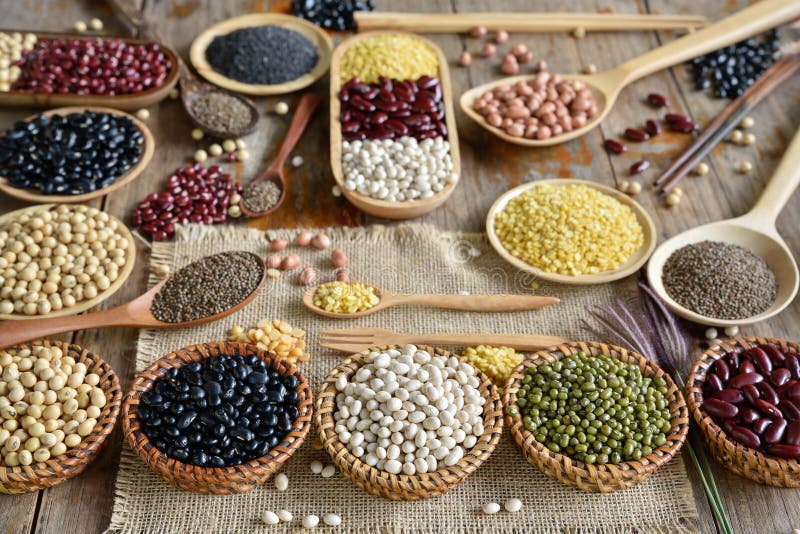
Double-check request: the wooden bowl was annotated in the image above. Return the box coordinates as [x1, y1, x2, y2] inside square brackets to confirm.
[0, 340, 122, 494]
[502, 341, 689, 493]
[687, 337, 800, 487]
[0, 106, 155, 204]
[122, 342, 313, 494]
[0, 204, 136, 321]
[0, 30, 179, 111]
[329, 31, 461, 220]
[486, 179, 656, 285]
[189, 14, 333, 96]
[315, 345, 503, 500]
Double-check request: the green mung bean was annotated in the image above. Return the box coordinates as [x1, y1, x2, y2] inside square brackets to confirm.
[512, 351, 672, 464]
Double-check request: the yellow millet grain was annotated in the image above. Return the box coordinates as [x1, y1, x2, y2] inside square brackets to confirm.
[313, 281, 380, 314]
[462, 345, 522, 387]
[228, 319, 310, 364]
[340, 34, 439, 84]
[494, 184, 643, 276]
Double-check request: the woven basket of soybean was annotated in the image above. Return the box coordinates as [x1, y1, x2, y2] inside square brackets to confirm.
[0, 340, 122, 494]
[502, 341, 689, 493]
[121, 342, 313, 494]
[315, 345, 504, 500]
[687, 336, 800, 487]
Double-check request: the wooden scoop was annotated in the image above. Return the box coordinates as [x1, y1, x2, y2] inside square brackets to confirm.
[239, 92, 322, 218]
[302, 283, 559, 319]
[0, 259, 267, 350]
[460, 0, 800, 147]
[646, 126, 800, 328]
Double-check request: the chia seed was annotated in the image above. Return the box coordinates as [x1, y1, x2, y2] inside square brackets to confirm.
[242, 180, 282, 213]
[189, 92, 252, 134]
[205, 26, 319, 85]
[151, 251, 264, 323]
[662, 240, 777, 320]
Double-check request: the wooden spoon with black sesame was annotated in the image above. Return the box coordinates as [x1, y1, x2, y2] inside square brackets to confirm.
[0, 251, 266, 350]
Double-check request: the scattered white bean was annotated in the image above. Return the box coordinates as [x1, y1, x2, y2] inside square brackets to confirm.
[291, 155, 304, 167]
[277, 509, 293, 522]
[274, 472, 289, 491]
[321, 464, 337, 478]
[323, 514, 342, 527]
[482, 502, 501, 514]
[310, 460, 323, 474]
[260, 511, 280, 525]
[504, 498, 523, 512]
[724, 326, 739, 337]
[704, 328, 718, 340]
[302, 515, 319, 529]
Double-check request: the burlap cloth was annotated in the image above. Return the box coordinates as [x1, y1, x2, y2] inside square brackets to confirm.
[109, 224, 698, 533]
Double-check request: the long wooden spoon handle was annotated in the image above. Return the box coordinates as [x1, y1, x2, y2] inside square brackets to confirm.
[615, 0, 800, 86]
[398, 333, 567, 351]
[395, 294, 558, 312]
[0, 307, 134, 349]
[746, 125, 800, 226]
[269, 92, 322, 171]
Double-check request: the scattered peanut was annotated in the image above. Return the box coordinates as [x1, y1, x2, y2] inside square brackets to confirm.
[298, 267, 317, 286]
[311, 234, 331, 249]
[270, 238, 288, 252]
[335, 268, 350, 283]
[265, 255, 282, 269]
[494, 30, 509, 44]
[331, 248, 348, 268]
[458, 51, 472, 67]
[280, 254, 301, 270]
[469, 26, 487, 38]
[481, 43, 496, 57]
[295, 231, 314, 247]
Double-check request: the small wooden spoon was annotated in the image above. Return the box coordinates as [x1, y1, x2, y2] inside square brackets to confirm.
[302, 283, 559, 319]
[647, 126, 800, 328]
[460, 0, 800, 148]
[0, 258, 267, 350]
[239, 92, 322, 218]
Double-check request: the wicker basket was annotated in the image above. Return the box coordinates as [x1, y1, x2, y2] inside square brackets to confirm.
[0, 340, 122, 495]
[687, 336, 800, 487]
[122, 342, 313, 494]
[502, 341, 689, 493]
[315, 345, 504, 501]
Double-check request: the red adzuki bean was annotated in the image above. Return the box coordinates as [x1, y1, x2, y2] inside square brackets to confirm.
[714, 359, 731, 382]
[787, 354, 800, 379]
[647, 93, 669, 108]
[630, 159, 650, 175]
[727, 353, 740, 373]
[706, 373, 724, 393]
[704, 398, 739, 419]
[753, 418, 772, 435]
[755, 398, 782, 419]
[669, 119, 698, 133]
[740, 360, 757, 374]
[714, 388, 744, 404]
[766, 444, 800, 459]
[741, 407, 760, 424]
[786, 382, 800, 398]
[645, 119, 661, 137]
[729, 372, 764, 389]
[729, 425, 761, 449]
[743, 384, 761, 405]
[771, 368, 791, 387]
[750, 347, 774, 374]
[762, 344, 786, 366]
[665, 113, 691, 123]
[603, 139, 627, 154]
[758, 382, 780, 406]
[786, 421, 800, 445]
[780, 400, 800, 421]
[624, 128, 650, 142]
[765, 418, 788, 443]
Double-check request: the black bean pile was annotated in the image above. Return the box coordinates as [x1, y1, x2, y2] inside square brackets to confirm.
[662, 240, 777, 320]
[205, 26, 319, 85]
[688, 30, 779, 99]
[292, 0, 375, 31]
[150, 251, 264, 323]
[138, 351, 300, 467]
[0, 111, 143, 195]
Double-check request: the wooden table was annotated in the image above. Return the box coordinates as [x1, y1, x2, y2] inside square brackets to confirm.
[0, 1, 798, 532]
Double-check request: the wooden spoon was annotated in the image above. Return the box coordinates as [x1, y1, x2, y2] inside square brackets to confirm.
[460, 0, 800, 148]
[109, 0, 258, 139]
[302, 283, 559, 319]
[239, 92, 322, 218]
[646, 126, 800, 328]
[0, 257, 267, 350]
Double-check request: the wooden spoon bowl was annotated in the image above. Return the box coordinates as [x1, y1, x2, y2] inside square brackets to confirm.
[0, 252, 266, 349]
[0, 106, 154, 204]
[486, 179, 656, 285]
[460, 0, 800, 147]
[179, 78, 259, 140]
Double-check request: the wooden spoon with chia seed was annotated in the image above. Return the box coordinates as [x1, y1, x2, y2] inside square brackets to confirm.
[110, 0, 258, 139]
[0, 252, 267, 350]
[240, 92, 322, 218]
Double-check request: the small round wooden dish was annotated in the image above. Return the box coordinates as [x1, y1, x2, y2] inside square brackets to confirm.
[122, 342, 313, 494]
[329, 31, 461, 220]
[502, 341, 689, 493]
[189, 14, 333, 96]
[0, 106, 155, 204]
[315, 345, 503, 500]
[687, 337, 800, 487]
[0, 30, 179, 110]
[0, 204, 136, 321]
[486, 179, 656, 285]
[0, 340, 122, 494]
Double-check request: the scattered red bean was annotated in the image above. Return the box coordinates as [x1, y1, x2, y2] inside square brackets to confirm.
[494, 30, 509, 44]
[473, 73, 598, 140]
[603, 139, 627, 154]
[340, 76, 445, 141]
[624, 128, 650, 142]
[469, 26, 487, 38]
[703, 343, 800, 459]
[481, 43, 496, 57]
[647, 93, 669, 108]
[458, 51, 472, 67]
[665, 113, 692, 124]
[13, 38, 172, 96]
[500, 54, 519, 75]
[645, 119, 662, 137]
[669, 119, 698, 133]
[629, 159, 650, 175]
[133, 164, 240, 240]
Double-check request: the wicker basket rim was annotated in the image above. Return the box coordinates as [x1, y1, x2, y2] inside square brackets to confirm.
[502, 340, 689, 475]
[121, 341, 313, 475]
[686, 336, 800, 467]
[315, 344, 504, 482]
[0, 340, 122, 479]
